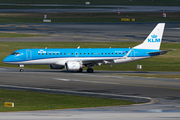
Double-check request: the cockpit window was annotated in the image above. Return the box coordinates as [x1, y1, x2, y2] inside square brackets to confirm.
[11, 52, 20, 55]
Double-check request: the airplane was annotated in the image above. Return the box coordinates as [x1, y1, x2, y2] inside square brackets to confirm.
[3, 23, 173, 73]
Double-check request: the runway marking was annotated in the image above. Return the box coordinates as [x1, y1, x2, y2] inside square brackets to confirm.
[53, 78, 82, 82]
[146, 77, 156, 78]
[49, 34, 60, 36]
[5, 32, 16, 33]
[35, 28, 52, 30]
[118, 39, 129, 40]
[16, 25, 29, 27]
[72, 36, 82, 37]
[0, 84, 154, 104]
[82, 80, 180, 90]
[54, 78, 70, 81]
[95, 37, 106, 39]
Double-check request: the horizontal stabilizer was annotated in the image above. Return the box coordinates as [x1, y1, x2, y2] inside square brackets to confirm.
[148, 49, 176, 55]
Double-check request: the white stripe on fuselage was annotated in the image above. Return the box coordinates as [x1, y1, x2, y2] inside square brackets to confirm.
[6, 56, 149, 65]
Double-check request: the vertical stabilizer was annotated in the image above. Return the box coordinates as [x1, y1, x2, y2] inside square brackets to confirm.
[133, 23, 165, 50]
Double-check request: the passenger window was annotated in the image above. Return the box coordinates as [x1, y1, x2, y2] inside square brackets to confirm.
[49, 53, 51, 55]
[84, 53, 86, 55]
[38, 53, 40, 55]
[57, 53, 59, 55]
[64, 53, 66, 55]
[72, 53, 73, 55]
[42, 53, 44, 55]
[60, 53, 62, 55]
[53, 53, 55, 55]
[91, 53, 93, 55]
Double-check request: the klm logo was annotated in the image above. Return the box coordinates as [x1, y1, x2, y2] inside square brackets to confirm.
[148, 34, 160, 42]
[38, 49, 46, 53]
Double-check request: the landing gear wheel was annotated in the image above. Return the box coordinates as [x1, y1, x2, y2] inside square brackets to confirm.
[77, 68, 83, 73]
[20, 69, 24, 72]
[87, 68, 93, 73]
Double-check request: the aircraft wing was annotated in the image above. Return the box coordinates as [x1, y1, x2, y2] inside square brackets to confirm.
[79, 49, 132, 66]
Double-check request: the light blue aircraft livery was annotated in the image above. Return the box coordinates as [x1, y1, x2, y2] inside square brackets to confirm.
[3, 23, 173, 73]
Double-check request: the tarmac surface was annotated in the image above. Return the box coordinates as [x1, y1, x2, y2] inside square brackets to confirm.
[0, 22, 180, 119]
[0, 22, 180, 43]
[0, 67, 180, 119]
[0, 5, 180, 13]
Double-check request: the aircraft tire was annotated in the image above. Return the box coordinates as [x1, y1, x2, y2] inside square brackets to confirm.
[87, 68, 93, 73]
[20, 69, 24, 72]
[77, 68, 83, 73]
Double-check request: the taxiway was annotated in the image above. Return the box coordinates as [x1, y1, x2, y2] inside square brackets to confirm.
[0, 67, 180, 119]
[0, 23, 180, 43]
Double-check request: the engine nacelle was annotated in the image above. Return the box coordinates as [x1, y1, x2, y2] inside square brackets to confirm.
[65, 61, 82, 71]
[49, 65, 64, 69]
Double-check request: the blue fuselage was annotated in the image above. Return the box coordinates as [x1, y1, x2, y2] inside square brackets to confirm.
[3, 48, 160, 65]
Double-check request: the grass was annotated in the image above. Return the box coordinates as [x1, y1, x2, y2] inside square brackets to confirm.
[0, 42, 180, 71]
[120, 74, 180, 79]
[0, 89, 135, 112]
[0, 12, 179, 23]
[0, 0, 179, 6]
[0, 33, 46, 38]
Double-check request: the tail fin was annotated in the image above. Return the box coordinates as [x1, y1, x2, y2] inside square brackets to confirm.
[133, 23, 165, 50]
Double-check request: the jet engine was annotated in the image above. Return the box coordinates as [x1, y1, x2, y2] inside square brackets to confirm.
[65, 61, 82, 71]
[49, 65, 64, 69]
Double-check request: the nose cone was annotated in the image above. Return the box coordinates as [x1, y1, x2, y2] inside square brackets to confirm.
[3, 56, 11, 63]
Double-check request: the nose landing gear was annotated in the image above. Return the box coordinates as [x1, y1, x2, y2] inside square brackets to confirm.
[19, 65, 24, 72]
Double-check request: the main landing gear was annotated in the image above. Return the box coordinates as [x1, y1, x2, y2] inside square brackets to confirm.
[19, 65, 24, 72]
[77, 68, 83, 73]
[87, 68, 94, 73]
[76, 68, 94, 73]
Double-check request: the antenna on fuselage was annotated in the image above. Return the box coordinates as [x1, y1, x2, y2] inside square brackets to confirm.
[77, 46, 80, 49]
[45, 47, 47, 49]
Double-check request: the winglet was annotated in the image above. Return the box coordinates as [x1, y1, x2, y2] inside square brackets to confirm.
[133, 23, 165, 50]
